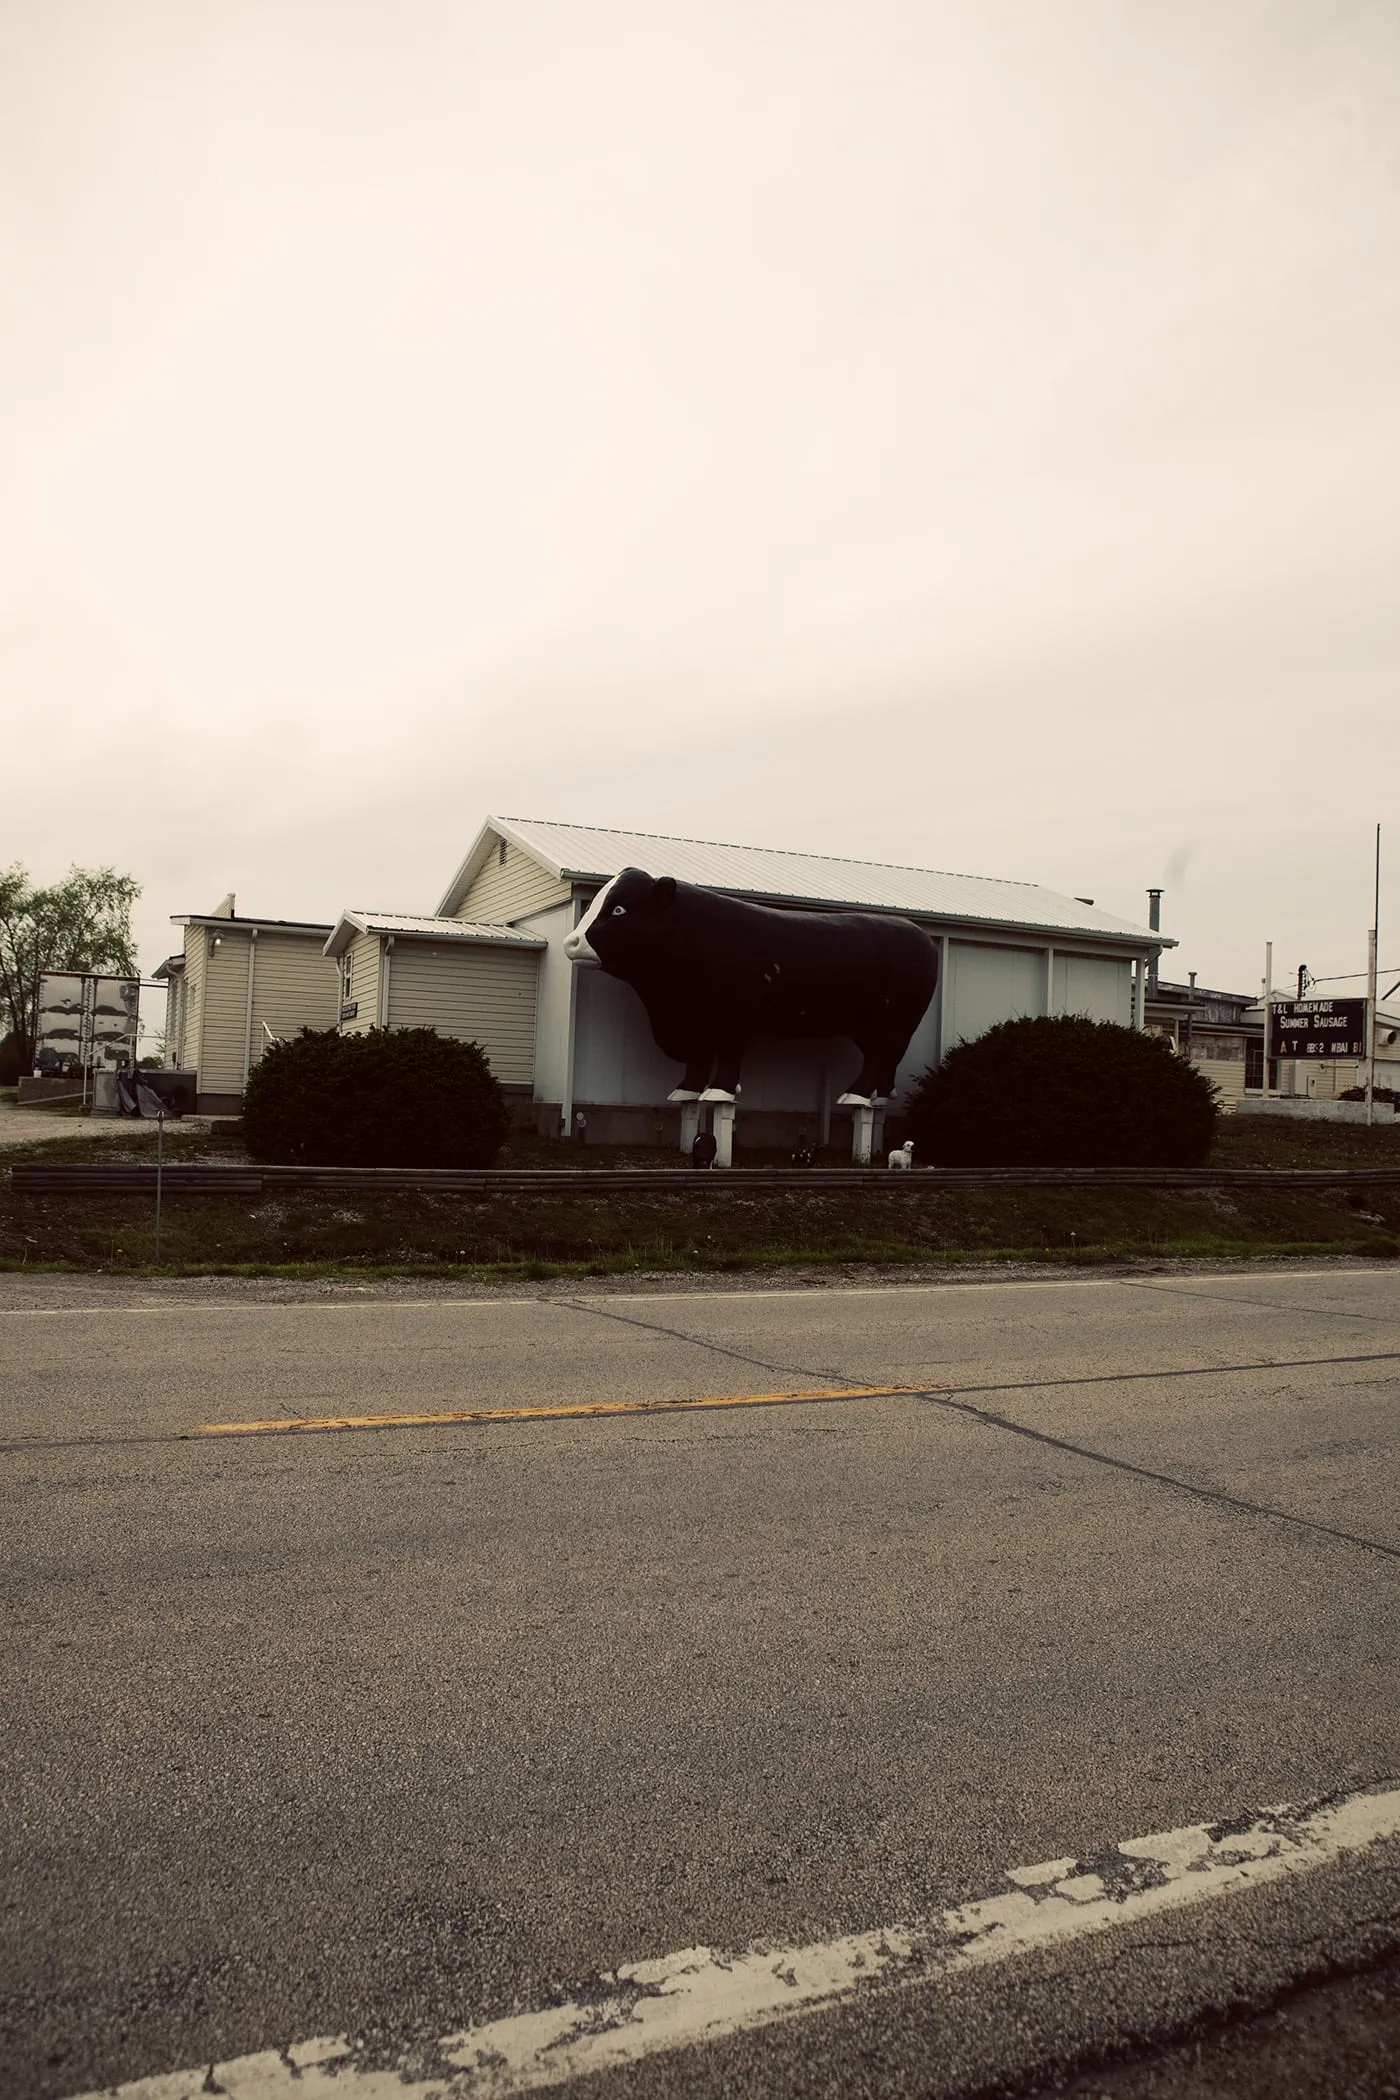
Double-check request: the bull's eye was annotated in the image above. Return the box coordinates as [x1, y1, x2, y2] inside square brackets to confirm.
[611, 905, 627, 917]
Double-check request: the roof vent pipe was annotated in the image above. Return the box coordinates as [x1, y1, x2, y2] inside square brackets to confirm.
[1146, 889, 1163, 995]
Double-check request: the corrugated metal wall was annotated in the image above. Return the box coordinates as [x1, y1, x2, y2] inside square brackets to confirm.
[944, 942, 1046, 1047]
[386, 944, 538, 1083]
[1053, 952, 1133, 1026]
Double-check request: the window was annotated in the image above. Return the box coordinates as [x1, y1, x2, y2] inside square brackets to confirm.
[342, 957, 354, 1006]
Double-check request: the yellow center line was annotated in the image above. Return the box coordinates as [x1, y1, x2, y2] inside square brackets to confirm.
[196, 1386, 919, 1437]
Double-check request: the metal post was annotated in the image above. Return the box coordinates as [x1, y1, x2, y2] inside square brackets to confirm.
[1263, 941, 1272, 1098]
[1366, 825, 1381, 1127]
[154, 1110, 165, 1266]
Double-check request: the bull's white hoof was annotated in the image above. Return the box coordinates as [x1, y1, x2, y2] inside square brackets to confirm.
[698, 1087, 736, 1103]
[836, 1091, 872, 1107]
[667, 1089, 702, 1102]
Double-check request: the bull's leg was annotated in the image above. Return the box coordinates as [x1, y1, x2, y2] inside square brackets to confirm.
[836, 1040, 899, 1107]
[699, 1042, 745, 1103]
[667, 1052, 714, 1104]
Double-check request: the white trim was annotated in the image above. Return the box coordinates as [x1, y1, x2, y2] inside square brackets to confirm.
[377, 936, 394, 1029]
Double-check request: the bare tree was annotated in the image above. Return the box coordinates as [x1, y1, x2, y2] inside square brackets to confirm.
[0, 865, 140, 1061]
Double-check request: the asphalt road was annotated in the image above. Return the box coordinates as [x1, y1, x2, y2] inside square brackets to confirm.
[3, 1262, 1399, 2098]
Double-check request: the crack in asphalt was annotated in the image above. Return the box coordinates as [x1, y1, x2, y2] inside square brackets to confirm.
[3, 1302, 1399, 1568]
[1115, 1276, 1400, 1329]
[552, 1299, 1400, 1565]
[909, 1388, 1400, 1564]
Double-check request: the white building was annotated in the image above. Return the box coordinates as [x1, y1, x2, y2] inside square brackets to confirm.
[163, 817, 1170, 1136]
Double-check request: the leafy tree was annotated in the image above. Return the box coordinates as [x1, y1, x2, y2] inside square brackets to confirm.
[904, 1014, 1219, 1168]
[242, 1026, 510, 1167]
[0, 865, 140, 1064]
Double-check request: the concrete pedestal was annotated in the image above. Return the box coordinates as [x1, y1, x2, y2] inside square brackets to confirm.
[713, 1101, 735, 1169]
[679, 1102, 703, 1154]
[850, 1103, 887, 1165]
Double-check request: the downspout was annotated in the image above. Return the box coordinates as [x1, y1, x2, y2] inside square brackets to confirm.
[560, 897, 581, 1139]
[378, 935, 395, 1028]
[241, 928, 259, 1085]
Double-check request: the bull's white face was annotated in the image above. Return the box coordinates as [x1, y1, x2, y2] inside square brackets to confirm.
[563, 875, 620, 966]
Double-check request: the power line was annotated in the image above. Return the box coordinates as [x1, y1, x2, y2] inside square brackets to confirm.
[1298, 967, 1400, 985]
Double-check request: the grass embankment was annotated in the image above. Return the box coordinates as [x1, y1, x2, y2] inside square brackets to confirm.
[3, 1115, 1399, 1277]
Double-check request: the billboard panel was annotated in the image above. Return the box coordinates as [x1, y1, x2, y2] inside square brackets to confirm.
[1270, 997, 1367, 1059]
[34, 974, 88, 1077]
[34, 973, 141, 1077]
[89, 976, 140, 1071]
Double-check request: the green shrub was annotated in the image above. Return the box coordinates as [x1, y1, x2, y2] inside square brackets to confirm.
[905, 1014, 1219, 1168]
[0, 1032, 32, 1086]
[242, 1027, 510, 1167]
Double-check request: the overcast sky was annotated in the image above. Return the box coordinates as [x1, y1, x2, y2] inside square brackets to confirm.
[4, 0, 1398, 1000]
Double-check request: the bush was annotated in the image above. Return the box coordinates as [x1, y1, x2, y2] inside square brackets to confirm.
[0, 1032, 30, 1086]
[242, 1027, 510, 1167]
[905, 1014, 1219, 1168]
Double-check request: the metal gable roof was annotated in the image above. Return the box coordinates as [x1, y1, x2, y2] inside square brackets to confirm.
[486, 818, 1166, 946]
[323, 911, 546, 960]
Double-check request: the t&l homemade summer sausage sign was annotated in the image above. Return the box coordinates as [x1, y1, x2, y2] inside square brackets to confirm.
[1270, 997, 1366, 1058]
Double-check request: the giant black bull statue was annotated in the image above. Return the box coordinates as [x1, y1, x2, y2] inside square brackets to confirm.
[563, 868, 938, 1105]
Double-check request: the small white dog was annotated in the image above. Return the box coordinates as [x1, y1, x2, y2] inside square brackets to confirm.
[887, 1140, 914, 1171]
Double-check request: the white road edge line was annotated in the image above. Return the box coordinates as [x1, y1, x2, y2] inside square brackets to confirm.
[71, 1784, 1400, 2100]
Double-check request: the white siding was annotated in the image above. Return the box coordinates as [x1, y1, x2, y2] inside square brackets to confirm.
[249, 934, 340, 1064]
[1053, 952, 1134, 1026]
[386, 943, 538, 1084]
[338, 934, 382, 1036]
[945, 941, 1045, 1048]
[457, 845, 570, 924]
[1192, 1054, 1247, 1109]
[198, 932, 253, 1094]
[180, 925, 205, 1073]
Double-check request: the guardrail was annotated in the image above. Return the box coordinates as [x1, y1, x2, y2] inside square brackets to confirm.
[11, 1163, 1400, 1196]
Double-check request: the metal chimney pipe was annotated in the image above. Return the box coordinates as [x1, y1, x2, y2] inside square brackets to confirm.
[1146, 889, 1162, 995]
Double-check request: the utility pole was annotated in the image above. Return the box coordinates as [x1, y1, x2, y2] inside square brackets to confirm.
[1366, 824, 1381, 1128]
[1262, 941, 1273, 1099]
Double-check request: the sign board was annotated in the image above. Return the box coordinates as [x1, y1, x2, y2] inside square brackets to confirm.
[1269, 997, 1367, 1059]
[34, 972, 140, 1078]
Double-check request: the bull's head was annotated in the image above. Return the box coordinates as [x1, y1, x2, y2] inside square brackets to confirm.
[563, 867, 678, 973]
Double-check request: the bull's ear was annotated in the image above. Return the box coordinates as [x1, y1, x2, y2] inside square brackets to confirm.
[653, 876, 678, 910]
